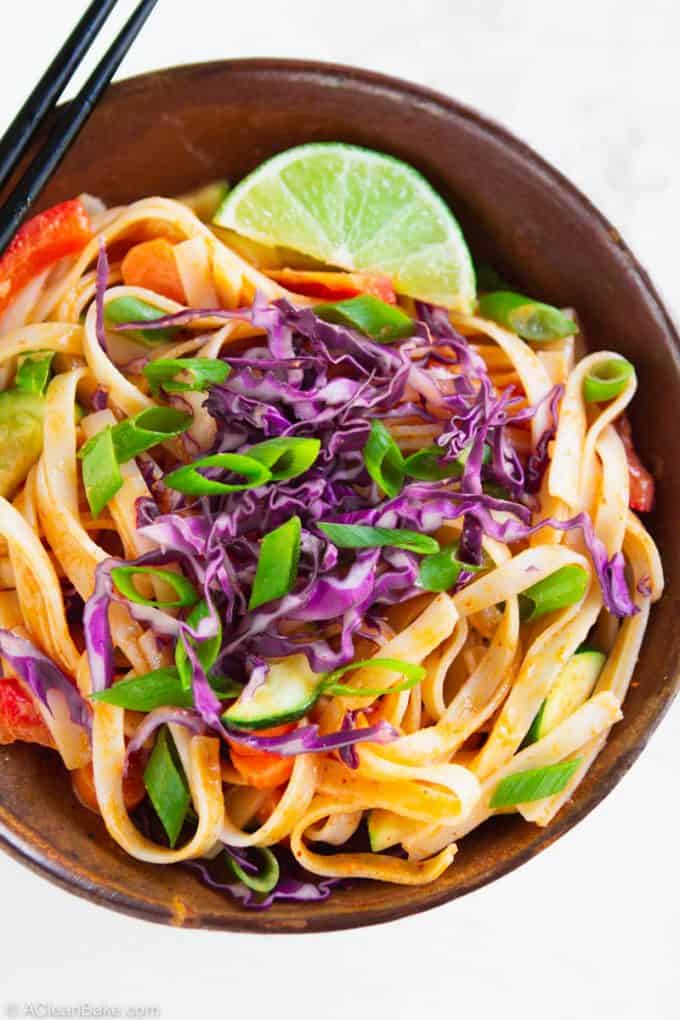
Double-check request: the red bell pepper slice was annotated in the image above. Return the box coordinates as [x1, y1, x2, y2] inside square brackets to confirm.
[616, 414, 655, 512]
[0, 675, 54, 748]
[0, 198, 92, 316]
[266, 268, 396, 304]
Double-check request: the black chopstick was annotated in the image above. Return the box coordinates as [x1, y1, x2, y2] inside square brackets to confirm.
[0, 0, 158, 257]
[0, 0, 120, 194]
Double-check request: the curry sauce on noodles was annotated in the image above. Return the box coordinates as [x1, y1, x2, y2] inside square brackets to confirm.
[0, 184, 662, 907]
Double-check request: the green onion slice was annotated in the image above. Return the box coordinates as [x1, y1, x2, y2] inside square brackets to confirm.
[318, 522, 439, 556]
[320, 657, 425, 697]
[519, 565, 589, 622]
[403, 445, 461, 482]
[143, 357, 231, 396]
[81, 427, 123, 517]
[143, 726, 191, 847]
[105, 296, 178, 345]
[111, 565, 199, 608]
[314, 295, 414, 344]
[110, 407, 193, 463]
[224, 847, 280, 894]
[363, 420, 404, 497]
[249, 516, 302, 611]
[478, 291, 576, 343]
[582, 358, 634, 403]
[418, 544, 487, 592]
[91, 667, 193, 711]
[15, 350, 55, 396]
[246, 437, 321, 482]
[176, 599, 223, 691]
[489, 759, 582, 808]
[164, 453, 271, 496]
[90, 667, 240, 711]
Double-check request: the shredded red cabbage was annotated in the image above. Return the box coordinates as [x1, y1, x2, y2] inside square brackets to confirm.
[83, 296, 637, 749]
[0, 629, 91, 732]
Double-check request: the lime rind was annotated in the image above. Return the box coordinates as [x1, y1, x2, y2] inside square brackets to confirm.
[214, 143, 475, 310]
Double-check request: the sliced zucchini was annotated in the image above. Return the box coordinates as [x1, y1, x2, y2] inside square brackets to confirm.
[527, 649, 605, 743]
[0, 391, 45, 498]
[222, 654, 320, 730]
[367, 809, 410, 853]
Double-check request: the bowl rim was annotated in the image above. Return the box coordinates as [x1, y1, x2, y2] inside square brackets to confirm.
[0, 56, 678, 934]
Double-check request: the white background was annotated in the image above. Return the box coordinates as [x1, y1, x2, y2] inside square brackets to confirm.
[1, 1, 678, 1017]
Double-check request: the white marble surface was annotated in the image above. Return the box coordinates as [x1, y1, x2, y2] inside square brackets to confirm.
[0, 2, 678, 1017]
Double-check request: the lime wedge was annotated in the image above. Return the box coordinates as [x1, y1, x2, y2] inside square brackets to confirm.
[214, 143, 475, 310]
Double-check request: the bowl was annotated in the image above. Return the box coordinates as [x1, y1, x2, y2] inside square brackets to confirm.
[1, 59, 678, 933]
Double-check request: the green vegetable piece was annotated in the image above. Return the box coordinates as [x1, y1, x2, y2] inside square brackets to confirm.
[15, 350, 55, 396]
[143, 726, 191, 847]
[105, 295, 178, 345]
[314, 295, 414, 343]
[367, 809, 406, 852]
[176, 599, 223, 692]
[223, 654, 319, 729]
[363, 420, 404, 497]
[164, 452, 272, 496]
[318, 522, 439, 556]
[90, 666, 241, 711]
[519, 565, 589, 621]
[0, 390, 46, 499]
[403, 445, 461, 482]
[418, 544, 486, 593]
[225, 847, 280, 894]
[489, 759, 582, 809]
[582, 358, 634, 403]
[143, 357, 230, 396]
[246, 437, 321, 482]
[525, 650, 605, 745]
[110, 565, 199, 608]
[109, 407, 192, 463]
[320, 657, 425, 697]
[478, 291, 576, 343]
[81, 427, 123, 517]
[249, 516, 302, 611]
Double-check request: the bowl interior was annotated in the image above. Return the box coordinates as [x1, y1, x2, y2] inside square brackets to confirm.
[1, 59, 678, 933]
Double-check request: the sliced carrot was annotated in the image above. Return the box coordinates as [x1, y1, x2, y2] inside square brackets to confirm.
[72, 757, 146, 814]
[226, 724, 295, 789]
[266, 269, 396, 304]
[229, 749, 294, 790]
[0, 676, 54, 748]
[121, 238, 186, 304]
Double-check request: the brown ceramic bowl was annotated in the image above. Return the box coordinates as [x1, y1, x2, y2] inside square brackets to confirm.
[0, 59, 678, 933]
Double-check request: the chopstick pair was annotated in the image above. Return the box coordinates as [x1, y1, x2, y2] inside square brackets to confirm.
[0, 0, 158, 256]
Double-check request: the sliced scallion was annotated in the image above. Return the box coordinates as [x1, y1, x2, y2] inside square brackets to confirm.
[80, 427, 123, 517]
[164, 452, 272, 496]
[249, 516, 302, 611]
[519, 565, 589, 621]
[418, 543, 486, 592]
[318, 522, 439, 556]
[246, 437, 321, 482]
[363, 420, 404, 497]
[15, 350, 55, 396]
[143, 357, 230, 396]
[176, 600, 223, 691]
[582, 358, 634, 403]
[143, 726, 191, 847]
[314, 294, 413, 343]
[225, 847, 280, 894]
[478, 291, 576, 343]
[105, 295, 178, 345]
[108, 407, 193, 463]
[320, 657, 425, 697]
[110, 565, 199, 608]
[489, 759, 582, 808]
